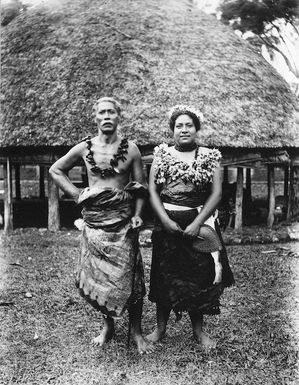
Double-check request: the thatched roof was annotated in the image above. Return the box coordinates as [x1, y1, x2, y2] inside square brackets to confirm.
[1, 0, 298, 149]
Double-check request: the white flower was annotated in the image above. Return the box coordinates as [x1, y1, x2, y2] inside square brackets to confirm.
[168, 105, 204, 123]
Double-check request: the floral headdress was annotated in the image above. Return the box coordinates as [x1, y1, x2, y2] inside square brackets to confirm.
[168, 105, 204, 124]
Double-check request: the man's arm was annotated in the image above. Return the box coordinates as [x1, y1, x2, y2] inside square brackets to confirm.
[49, 142, 86, 202]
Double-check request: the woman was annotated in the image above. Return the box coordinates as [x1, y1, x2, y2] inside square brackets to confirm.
[147, 105, 234, 348]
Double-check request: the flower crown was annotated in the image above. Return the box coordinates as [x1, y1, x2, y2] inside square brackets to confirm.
[168, 105, 204, 123]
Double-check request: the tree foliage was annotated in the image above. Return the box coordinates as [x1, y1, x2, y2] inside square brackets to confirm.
[220, 0, 299, 88]
[221, 0, 299, 34]
[1, 0, 27, 26]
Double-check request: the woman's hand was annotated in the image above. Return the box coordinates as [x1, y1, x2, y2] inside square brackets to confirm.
[162, 218, 183, 234]
[184, 220, 202, 238]
[131, 215, 144, 229]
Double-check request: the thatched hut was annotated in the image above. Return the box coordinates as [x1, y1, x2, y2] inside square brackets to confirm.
[1, 0, 298, 232]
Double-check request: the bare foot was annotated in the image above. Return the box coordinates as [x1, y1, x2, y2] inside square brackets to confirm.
[213, 262, 222, 285]
[92, 325, 115, 346]
[132, 334, 155, 355]
[194, 331, 216, 348]
[146, 328, 165, 343]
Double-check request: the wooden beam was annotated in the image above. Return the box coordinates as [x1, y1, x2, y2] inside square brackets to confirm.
[234, 167, 243, 231]
[4, 157, 13, 233]
[47, 169, 60, 231]
[0, 152, 84, 166]
[39, 165, 45, 199]
[267, 165, 275, 227]
[15, 164, 21, 200]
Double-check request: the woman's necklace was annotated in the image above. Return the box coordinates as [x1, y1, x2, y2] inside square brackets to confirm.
[173, 143, 199, 165]
[84, 136, 129, 178]
[174, 142, 197, 152]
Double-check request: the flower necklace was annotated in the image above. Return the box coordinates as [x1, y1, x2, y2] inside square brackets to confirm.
[153, 143, 221, 186]
[84, 136, 129, 178]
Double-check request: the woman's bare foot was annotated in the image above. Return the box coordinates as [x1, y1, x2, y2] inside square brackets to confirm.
[193, 330, 216, 348]
[213, 261, 222, 285]
[132, 334, 155, 355]
[92, 324, 115, 346]
[146, 328, 166, 342]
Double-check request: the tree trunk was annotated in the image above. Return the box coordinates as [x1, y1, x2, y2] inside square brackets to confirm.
[4, 157, 13, 233]
[48, 169, 60, 231]
[267, 165, 275, 227]
[235, 167, 243, 231]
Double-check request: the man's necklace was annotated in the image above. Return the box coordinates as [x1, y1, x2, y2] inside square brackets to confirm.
[84, 136, 129, 178]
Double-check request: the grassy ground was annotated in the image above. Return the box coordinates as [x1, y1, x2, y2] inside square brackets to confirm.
[0, 229, 298, 385]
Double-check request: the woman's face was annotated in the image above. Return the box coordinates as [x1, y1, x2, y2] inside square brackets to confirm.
[173, 114, 197, 146]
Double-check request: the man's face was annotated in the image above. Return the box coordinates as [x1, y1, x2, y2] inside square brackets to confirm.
[94, 101, 120, 134]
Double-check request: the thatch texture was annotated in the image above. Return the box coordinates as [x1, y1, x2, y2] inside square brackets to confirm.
[1, 0, 298, 148]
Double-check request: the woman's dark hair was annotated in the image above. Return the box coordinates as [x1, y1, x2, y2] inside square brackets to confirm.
[169, 110, 201, 132]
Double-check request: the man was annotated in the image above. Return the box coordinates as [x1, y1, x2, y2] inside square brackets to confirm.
[49, 97, 154, 354]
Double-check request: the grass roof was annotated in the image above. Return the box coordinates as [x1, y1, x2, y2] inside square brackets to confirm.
[1, 0, 298, 149]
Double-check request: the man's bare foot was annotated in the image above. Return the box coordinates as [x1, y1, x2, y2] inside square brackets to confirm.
[213, 262, 222, 285]
[146, 328, 165, 343]
[132, 334, 155, 355]
[193, 330, 216, 348]
[92, 325, 115, 346]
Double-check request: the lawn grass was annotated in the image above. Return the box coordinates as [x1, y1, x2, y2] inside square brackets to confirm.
[0, 229, 298, 385]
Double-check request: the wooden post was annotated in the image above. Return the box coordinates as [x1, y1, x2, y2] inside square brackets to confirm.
[284, 165, 289, 218]
[48, 169, 60, 231]
[294, 167, 299, 216]
[39, 165, 45, 199]
[287, 165, 294, 218]
[234, 167, 243, 231]
[246, 168, 252, 204]
[4, 157, 13, 233]
[223, 166, 228, 184]
[267, 165, 275, 227]
[15, 164, 21, 200]
[284, 165, 289, 198]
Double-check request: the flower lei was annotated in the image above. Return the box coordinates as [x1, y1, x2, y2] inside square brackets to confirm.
[153, 143, 221, 186]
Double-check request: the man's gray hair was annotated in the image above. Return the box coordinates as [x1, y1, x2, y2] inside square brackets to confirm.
[92, 97, 122, 116]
